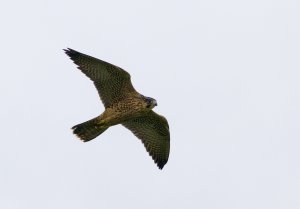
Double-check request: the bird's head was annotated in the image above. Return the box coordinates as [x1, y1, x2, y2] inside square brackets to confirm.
[143, 96, 157, 109]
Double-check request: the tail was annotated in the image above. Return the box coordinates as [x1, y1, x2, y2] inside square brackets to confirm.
[71, 118, 108, 142]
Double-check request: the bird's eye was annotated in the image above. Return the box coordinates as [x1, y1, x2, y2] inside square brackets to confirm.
[145, 97, 152, 108]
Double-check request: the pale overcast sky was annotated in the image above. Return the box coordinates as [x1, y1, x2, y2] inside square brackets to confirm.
[0, 0, 299, 209]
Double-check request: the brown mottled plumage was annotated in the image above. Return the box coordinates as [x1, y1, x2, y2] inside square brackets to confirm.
[64, 48, 170, 169]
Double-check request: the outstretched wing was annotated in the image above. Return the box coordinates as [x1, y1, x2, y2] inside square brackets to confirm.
[64, 48, 138, 108]
[122, 111, 170, 169]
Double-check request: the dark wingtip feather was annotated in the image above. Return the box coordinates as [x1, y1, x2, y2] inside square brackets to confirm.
[63, 48, 79, 57]
[158, 164, 164, 169]
[156, 160, 167, 170]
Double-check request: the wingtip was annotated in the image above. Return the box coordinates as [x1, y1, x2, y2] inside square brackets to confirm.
[63, 48, 79, 56]
[63, 47, 73, 51]
[156, 160, 167, 170]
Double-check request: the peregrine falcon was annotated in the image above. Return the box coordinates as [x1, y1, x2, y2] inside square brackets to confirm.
[64, 48, 170, 169]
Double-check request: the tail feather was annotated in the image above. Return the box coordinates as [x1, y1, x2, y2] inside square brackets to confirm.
[72, 118, 108, 142]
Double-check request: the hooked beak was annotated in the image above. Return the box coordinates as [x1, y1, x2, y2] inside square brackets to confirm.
[154, 100, 158, 106]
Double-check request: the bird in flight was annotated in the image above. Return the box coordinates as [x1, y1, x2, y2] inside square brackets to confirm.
[64, 48, 170, 169]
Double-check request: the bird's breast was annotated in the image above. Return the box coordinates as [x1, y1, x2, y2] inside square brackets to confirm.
[99, 98, 148, 126]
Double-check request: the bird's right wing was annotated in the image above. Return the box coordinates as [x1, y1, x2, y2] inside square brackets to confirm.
[122, 111, 170, 169]
[64, 48, 138, 108]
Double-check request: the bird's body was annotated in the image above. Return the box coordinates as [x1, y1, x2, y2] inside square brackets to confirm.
[99, 96, 149, 126]
[64, 48, 170, 169]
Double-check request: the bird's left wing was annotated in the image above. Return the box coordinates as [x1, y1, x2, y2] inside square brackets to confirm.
[122, 111, 170, 169]
[64, 48, 138, 108]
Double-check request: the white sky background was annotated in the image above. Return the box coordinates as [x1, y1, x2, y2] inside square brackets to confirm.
[0, 0, 299, 208]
